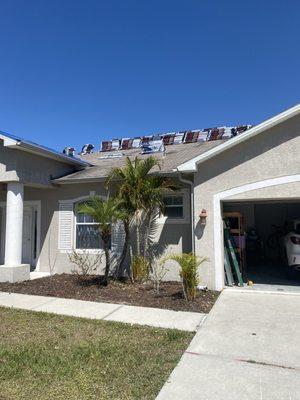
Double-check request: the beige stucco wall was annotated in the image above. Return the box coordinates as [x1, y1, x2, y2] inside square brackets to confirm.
[23, 181, 191, 279]
[226, 181, 300, 201]
[193, 114, 300, 289]
[0, 140, 78, 186]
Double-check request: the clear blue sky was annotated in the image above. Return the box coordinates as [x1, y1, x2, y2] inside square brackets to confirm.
[0, 0, 299, 152]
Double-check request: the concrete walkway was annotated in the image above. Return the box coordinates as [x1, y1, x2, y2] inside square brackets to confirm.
[0, 291, 205, 332]
[157, 288, 300, 400]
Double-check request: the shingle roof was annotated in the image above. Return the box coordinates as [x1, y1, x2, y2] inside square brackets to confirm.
[54, 140, 225, 183]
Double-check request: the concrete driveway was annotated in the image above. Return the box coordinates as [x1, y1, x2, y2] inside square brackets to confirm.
[157, 288, 300, 400]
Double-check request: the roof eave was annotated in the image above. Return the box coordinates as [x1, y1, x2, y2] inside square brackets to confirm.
[53, 170, 179, 184]
[53, 177, 107, 185]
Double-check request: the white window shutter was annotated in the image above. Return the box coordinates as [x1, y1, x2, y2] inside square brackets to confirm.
[58, 202, 74, 250]
[111, 220, 125, 257]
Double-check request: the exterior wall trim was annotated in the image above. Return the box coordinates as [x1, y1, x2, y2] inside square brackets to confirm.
[58, 193, 106, 205]
[213, 174, 300, 291]
[156, 189, 190, 225]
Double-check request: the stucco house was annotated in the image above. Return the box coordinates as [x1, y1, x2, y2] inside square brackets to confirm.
[0, 104, 299, 290]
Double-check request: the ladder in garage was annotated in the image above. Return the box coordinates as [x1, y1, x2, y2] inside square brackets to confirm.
[224, 222, 244, 286]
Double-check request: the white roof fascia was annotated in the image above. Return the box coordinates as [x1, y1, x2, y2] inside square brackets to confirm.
[0, 133, 18, 147]
[177, 103, 300, 172]
[0, 131, 89, 167]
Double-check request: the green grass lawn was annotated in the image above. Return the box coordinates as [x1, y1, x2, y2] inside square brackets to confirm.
[0, 307, 192, 400]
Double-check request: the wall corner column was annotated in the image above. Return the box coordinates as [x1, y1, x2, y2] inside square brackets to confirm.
[0, 182, 30, 282]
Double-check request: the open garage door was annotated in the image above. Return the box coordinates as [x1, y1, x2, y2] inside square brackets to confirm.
[223, 201, 300, 287]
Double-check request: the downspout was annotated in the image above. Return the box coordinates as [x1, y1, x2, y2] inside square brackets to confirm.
[178, 171, 195, 254]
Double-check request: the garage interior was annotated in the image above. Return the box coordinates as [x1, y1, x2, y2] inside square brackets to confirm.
[222, 200, 300, 286]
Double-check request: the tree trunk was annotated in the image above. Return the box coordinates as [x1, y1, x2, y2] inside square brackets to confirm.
[115, 220, 130, 279]
[144, 213, 153, 259]
[103, 237, 110, 286]
[143, 215, 149, 259]
[129, 242, 134, 282]
[136, 211, 141, 257]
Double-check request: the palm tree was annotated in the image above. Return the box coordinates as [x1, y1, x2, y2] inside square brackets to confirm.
[107, 156, 177, 268]
[107, 156, 159, 258]
[77, 196, 123, 285]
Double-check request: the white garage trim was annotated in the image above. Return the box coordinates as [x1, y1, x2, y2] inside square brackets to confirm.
[213, 174, 300, 290]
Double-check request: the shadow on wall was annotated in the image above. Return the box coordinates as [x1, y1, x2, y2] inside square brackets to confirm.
[148, 218, 191, 257]
[149, 216, 192, 281]
[119, 212, 192, 281]
[195, 219, 205, 240]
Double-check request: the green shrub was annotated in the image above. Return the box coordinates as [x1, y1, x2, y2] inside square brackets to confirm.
[131, 255, 150, 282]
[162, 253, 206, 301]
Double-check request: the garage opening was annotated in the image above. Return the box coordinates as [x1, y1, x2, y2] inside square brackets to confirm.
[222, 200, 300, 286]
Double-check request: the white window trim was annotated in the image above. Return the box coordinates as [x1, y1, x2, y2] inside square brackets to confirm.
[59, 194, 106, 254]
[74, 212, 103, 252]
[157, 189, 190, 224]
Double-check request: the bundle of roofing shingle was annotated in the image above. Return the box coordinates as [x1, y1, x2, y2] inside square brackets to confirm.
[99, 125, 252, 152]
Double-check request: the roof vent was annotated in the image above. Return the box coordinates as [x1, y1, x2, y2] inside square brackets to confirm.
[63, 147, 76, 157]
[80, 144, 94, 155]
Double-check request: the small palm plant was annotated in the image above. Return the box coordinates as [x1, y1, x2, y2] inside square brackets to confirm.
[162, 253, 206, 300]
[77, 196, 123, 285]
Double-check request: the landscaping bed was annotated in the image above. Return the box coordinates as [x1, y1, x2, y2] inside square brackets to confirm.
[0, 274, 219, 313]
[0, 307, 192, 400]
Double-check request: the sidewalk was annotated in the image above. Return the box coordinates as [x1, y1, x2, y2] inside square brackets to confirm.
[0, 291, 205, 332]
[156, 288, 300, 399]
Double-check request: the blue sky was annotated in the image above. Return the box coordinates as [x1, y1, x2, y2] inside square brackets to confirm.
[0, 0, 299, 152]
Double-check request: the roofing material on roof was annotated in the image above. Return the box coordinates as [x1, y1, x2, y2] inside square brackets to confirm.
[97, 125, 252, 155]
[53, 140, 225, 183]
[54, 121, 256, 183]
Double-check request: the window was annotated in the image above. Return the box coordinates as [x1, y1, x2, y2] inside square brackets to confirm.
[75, 206, 102, 249]
[162, 195, 184, 219]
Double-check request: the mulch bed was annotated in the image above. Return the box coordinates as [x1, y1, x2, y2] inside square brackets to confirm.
[0, 274, 219, 313]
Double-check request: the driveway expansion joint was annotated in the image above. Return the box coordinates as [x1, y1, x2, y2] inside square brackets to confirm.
[102, 304, 124, 319]
[185, 351, 300, 372]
